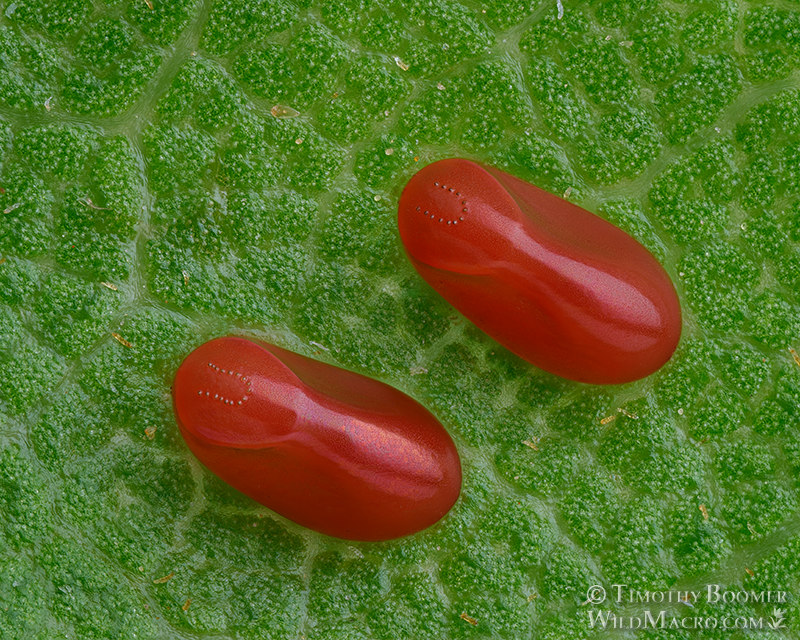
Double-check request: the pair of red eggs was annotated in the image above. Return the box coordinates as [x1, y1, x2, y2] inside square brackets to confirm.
[173, 159, 682, 541]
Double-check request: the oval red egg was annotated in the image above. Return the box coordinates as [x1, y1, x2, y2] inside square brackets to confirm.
[397, 158, 682, 384]
[172, 336, 461, 541]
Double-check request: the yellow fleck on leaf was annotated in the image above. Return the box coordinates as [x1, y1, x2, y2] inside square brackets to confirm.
[145, 426, 157, 440]
[153, 571, 174, 584]
[460, 612, 478, 626]
[789, 347, 800, 368]
[0, 257, 6, 266]
[745, 567, 755, 577]
[522, 439, 539, 451]
[3, 202, 22, 214]
[182, 598, 191, 611]
[182, 270, 190, 286]
[699, 504, 709, 520]
[100, 281, 118, 291]
[111, 332, 133, 348]
[600, 414, 616, 425]
[527, 592, 539, 602]
[144, 0, 153, 9]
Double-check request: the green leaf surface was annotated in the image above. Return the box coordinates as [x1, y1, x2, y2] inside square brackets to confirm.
[2, 0, 800, 638]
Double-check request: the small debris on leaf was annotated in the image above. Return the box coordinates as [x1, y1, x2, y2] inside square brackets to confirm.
[394, 56, 410, 71]
[460, 612, 478, 626]
[78, 197, 108, 210]
[270, 105, 300, 118]
[153, 571, 174, 584]
[111, 332, 133, 348]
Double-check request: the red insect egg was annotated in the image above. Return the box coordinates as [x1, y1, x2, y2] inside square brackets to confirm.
[172, 336, 461, 541]
[397, 158, 682, 384]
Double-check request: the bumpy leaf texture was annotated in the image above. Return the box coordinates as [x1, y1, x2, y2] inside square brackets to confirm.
[1, 0, 800, 638]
